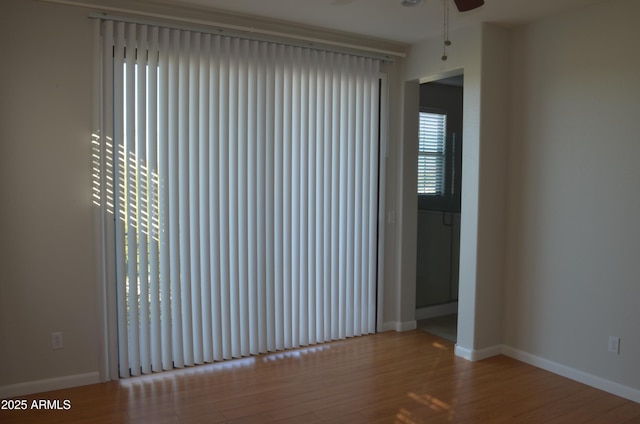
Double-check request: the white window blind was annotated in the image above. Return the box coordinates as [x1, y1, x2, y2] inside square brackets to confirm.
[417, 112, 446, 195]
[96, 20, 381, 377]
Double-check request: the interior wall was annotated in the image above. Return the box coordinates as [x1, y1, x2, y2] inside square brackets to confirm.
[505, 0, 640, 393]
[380, 59, 408, 331]
[404, 25, 479, 349]
[404, 23, 509, 355]
[473, 23, 510, 352]
[0, 0, 100, 391]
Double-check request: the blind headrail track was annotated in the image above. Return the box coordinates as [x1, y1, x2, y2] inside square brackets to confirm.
[40, 0, 405, 60]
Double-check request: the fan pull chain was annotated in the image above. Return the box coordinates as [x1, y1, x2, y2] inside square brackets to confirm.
[442, 0, 451, 61]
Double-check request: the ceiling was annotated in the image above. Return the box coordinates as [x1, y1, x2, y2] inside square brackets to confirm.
[144, 0, 609, 44]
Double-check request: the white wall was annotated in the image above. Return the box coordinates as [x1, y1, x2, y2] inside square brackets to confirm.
[402, 24, 481, 344]
[403, 23, 510, 356]
[505, 0, 640, 395]
[0, 0, 100, 395]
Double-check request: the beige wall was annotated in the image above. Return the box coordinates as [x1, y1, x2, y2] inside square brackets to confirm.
[0, 0, 100, 392]
[505, 0, 640, 393]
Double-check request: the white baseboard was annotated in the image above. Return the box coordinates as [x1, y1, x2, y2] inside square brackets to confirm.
[415, 302, 458, 321]
[501, 346, 640, 404]
[0, 372, 100, 399]
[454, 344, 502, 361]
[453, 344, 640, 402]
[382, 320, 417, 332]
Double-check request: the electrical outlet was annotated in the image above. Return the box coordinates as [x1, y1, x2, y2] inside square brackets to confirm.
[608, 336, 620, 354]
[52, 332, 63, 350]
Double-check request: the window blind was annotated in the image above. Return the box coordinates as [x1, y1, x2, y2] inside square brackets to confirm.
[96, 19, 381, 377]
[417, 112, 447, 195]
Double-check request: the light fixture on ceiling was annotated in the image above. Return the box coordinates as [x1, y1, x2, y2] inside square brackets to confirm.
[400, 0, 424, 7]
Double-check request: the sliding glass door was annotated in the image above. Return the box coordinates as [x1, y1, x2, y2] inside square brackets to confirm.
[96, 19, 382, 377]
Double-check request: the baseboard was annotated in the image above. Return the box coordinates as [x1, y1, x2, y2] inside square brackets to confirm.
[382, 320, 417, 332]
[454, 344, 502, 361]
[415, 302, 458, 321]
[0, 372, 101, 399]
[452, 343, 640, 402]
[501, 346, 640, 404]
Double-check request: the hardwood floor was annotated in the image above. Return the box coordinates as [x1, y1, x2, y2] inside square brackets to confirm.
[2, 330, 638, 423]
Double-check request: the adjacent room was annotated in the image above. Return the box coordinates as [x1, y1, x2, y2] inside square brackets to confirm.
[1, 0, 639, 421]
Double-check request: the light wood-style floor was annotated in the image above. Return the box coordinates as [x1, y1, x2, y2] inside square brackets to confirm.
[2, 330, 639, 423]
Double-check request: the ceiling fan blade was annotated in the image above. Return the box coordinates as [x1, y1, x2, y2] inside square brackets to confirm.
[452, 0, 485, 12]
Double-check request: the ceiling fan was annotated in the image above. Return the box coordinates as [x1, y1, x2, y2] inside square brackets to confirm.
[399, 0, 485, 60]
[401, 0, 485, 12]
[451, 0, 484, 12]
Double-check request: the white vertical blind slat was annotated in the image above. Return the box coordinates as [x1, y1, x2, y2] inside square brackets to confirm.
[368, 68, 380, 333]
[282, 45, 292, 350]
[198, 32, 212, 364]
[255, 41, 268, 355]
[345, 60, 356, 339]
[167, 28, 183, 369]
[178, 30, 194, 368]
[361, 60, 373, 334]
[330, 53, 341, 341]
[157, 27, 172, 372]
[353, 58, 364, 337]
[112, 21, 129, 378]
[307, 48, 317, 345]
[237, 39, 249, 358]
[265, 42, 277, 353]
[291, 46, 301, 349]
[322, 52, 333, 343]
[338, 54, 349, 340]
[189, 32, 203, 366]
[101, 21, 382, 377]
[135, 25, 151, 374]
[299, 47, 310, 347]
[218, 36, 232, 360]
[247, 40, 259, 356]
[147, 25, 161, 373]
[208, 34, 223, 362]
[124, 23, 140, 376]
[273, 44, 284, 352]
[228, 37, 240, 359]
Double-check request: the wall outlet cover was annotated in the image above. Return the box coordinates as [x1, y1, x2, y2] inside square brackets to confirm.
[608, 336, 620, 354]
[52, 332, 63, 350]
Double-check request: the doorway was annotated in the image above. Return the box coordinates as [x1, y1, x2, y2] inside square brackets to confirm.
[415, 74, 463, 343]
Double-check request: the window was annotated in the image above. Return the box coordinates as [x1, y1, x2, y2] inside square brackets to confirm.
[417, 111, 447, 195]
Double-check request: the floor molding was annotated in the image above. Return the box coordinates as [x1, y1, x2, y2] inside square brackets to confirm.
[454, 344, 502, 361]
[382, 320, 417, 332]
[3, 344, 638, 405]
[0, 372, 100, 399]
[454, 343, 639, 402]
[501, 346, 640, 404]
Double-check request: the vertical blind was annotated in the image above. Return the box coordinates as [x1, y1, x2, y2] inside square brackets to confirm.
[97, 20, 381, 377]
[417, 111, 447, 195]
